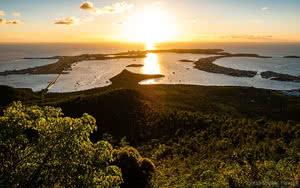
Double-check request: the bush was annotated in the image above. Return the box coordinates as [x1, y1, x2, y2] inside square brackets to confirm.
[0, 102, 122, 187]
[113, 147, 155, 188]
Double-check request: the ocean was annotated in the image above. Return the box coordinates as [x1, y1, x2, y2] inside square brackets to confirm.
[0, 42, 299, 92]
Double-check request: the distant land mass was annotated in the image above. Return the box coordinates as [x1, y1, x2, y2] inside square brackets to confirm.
[0, 49, 299, 84]
[283, 55, 300, 58]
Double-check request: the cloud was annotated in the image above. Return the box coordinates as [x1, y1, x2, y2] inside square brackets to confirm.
[262, 7, 269, 10]
[250, 19, 264, 23]
[80, 1, 96, 11]
[99, 2, 134, 14]
[54, 15, 94, 26]
[0, 18, 6, 24]
[12, 12, 21, 17]
[6, 20, 22, 24]
[80, 1, 134, 15]
[55, 17, 79, 25]
[0, 10, 5, 16]
[0, 19, 23, 25]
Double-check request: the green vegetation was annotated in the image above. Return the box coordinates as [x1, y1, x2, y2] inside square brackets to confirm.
[138, 111, 300, 187]
[0, 85, 40, 107]
[1, 69, 300, 187]
[0, 102, 154, 187]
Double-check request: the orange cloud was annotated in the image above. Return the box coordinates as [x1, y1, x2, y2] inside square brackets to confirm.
[55, 17, 78, 25]
[80, 1, 134, 15]
[79, 1, 96, 11]
[0, 18, 6, 24]
[6, 20, 22, 24]
[0, 10, 5, 16]
[100, 2, 134, 14]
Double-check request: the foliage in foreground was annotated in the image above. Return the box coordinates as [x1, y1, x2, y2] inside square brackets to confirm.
[1, 85, 299, 187]
[138, 111, 300, 187]
[0, 102, 154, 187]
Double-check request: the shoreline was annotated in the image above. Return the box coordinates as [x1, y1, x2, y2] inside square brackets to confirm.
[0, 48, 299, 92]
[194, 56, 258, 78]
[0, 49, 271, 75]
[1, 71, 299, 122]
[1, 69, 299, 97]
[193, 54, 300, 82]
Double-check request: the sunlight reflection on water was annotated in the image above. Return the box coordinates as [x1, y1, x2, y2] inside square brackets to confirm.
[141, 79, 159, 84]
[142, 53, 161, 75]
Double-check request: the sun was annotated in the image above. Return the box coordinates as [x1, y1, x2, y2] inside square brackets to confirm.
[125, 6, 177, 45]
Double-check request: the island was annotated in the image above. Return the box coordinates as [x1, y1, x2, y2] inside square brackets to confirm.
[179, 59, 195, 62]
[283, 55, 300, 58]
[126, 64, 144, 67]
[0, 49, 299, 84]
[193, 54, 271, 78]
[261, 71, 300, 82]
[192, 53, 300, 82]
[109, 69, 164, 87]
[0, 49, 223, 76]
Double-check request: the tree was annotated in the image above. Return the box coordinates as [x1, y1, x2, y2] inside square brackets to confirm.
[113, 147, 155, 188]
[0, 101, 123, 187]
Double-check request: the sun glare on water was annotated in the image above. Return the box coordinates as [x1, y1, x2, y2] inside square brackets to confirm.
[124, 5, 176, 78]
[142, 53, 160, 75]
[140, 51, 162, 84]
[141, 42, 161, 75]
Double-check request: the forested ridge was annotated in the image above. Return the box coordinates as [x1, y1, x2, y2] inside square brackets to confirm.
[0, 85, 299, 187]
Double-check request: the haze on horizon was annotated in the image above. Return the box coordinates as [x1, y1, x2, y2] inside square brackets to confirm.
[0, 0, 300, 43]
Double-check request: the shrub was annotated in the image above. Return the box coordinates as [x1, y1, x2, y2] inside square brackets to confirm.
[113, 147, 155, 188]
[0, 101, 123, 187]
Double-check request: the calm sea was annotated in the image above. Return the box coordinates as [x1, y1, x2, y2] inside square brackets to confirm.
[0, 42, 299, 92]
[1, 42, 300, 62]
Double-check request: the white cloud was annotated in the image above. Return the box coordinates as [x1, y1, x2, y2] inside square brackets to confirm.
[0, 10, 5, 16]
[12, 12, 21, 17]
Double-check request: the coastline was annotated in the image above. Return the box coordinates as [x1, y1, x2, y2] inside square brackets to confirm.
[1, 70, 300, 124]
[0, 48, 299, 93]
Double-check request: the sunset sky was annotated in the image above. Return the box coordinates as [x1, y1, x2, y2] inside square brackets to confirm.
[1, 0, 300, 43]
